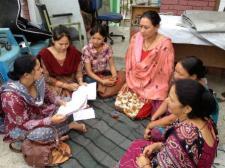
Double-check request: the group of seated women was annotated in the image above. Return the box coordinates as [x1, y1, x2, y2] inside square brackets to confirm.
[0, 10, 219, 167]
[0, 20, 119, 141]
[116, 11, 218, 167]
[38, 24, 118, 98]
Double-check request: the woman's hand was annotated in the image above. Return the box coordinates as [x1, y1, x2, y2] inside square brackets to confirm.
[143, 143, 163, 157]
[102, 78, 116, 86]
[144, 128, 151, 140]
[51, 114, 67, 124]
[79, 81, 87, 86]
[136, 154, 151, 168]
[111, 74, 118, 81]
[144, 122, 156, 140]
[57, 99, 67, 106]
[151, 114, 158, 121]
[61, 90, 71, 98]
[64, 83, 79, 91]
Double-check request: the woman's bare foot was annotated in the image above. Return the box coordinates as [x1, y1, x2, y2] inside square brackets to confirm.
[60, 135, 70, 141]
[69, 122, 87, 133]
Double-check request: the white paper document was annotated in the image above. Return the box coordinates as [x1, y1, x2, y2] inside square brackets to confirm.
[56, 83, 96, 116]
[73, 108, 95, 121]
[57, 91, 87, 116]
[76, 82, 96, 100]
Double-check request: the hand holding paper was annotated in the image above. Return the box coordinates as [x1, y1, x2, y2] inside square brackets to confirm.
[56, 83, 96, 116]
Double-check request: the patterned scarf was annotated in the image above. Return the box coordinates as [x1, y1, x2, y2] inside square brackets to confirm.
[0, 76, 46, 107]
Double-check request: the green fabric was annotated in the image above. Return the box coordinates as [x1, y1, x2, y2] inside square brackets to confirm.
[110, 0, 120, 13]
[59, 97, 149, 168]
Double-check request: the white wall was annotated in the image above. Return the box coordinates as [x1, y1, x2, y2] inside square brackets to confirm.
[219, 0, 225, 11]
[27, 0, 87, 44]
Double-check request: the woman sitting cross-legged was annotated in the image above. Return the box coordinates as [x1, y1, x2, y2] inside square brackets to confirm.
[82, 24, 117, 85]
[0, 55, 86, 142]
[38, 25, 85, 98]
[115, 11, 174, 119]
[118, 79, 218, 168]
[144, 56, 219, 141]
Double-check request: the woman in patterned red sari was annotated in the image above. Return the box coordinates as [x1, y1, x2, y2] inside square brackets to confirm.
[0, 56, 86, 141]
[118, 79, 218, 168]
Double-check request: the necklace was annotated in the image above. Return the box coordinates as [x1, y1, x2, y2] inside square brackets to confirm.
[143, 33, 158, 51]
[143, 42, 152, 51]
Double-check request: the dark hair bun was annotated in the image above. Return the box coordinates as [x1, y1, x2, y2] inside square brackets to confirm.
[7, 55, 36, 81]
[7, 71, 20, 81]
[175, 79, 217, 119]
[181, 56, 207, 79]
[200, 90, 217, 117]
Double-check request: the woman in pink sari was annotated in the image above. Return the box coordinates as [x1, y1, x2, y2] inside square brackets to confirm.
[118, 79, 218, 168]
[117, 11, 174, 118]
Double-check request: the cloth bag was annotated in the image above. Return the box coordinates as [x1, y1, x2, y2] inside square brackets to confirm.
[115, 84, 152, 119]
[97, 70, 126, 98]
[9, 126, 71, 167]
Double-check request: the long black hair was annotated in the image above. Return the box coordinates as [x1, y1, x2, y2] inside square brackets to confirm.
[140, 10, 161, 26]
[52, 25, 71, 44]
[180, 56, 207, 79]
[90, 24, 107, 38]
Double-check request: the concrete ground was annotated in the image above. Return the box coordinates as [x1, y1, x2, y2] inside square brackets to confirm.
[0, 26, 224, 168]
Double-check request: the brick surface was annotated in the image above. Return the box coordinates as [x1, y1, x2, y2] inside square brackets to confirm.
[172, 5, 193, 10]
[209, 1, 216, 7]
[160, 0, 216, 16]
[192, 6, 203, 10]
[188, 1, 209, 7]
[180, 0, 189, 5]
[202, 6, 215, 10]
[160, 5, 170, 10]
